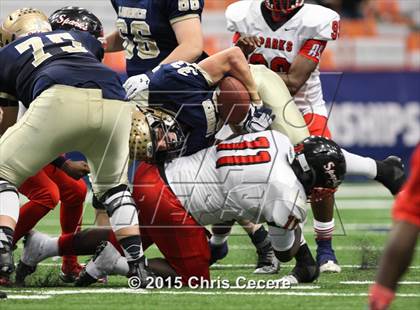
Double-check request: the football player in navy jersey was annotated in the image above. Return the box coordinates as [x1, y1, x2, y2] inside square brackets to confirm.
[146, 48, 274, 156]
[0, 8, 152, 286]
[105, 0, 207, 99]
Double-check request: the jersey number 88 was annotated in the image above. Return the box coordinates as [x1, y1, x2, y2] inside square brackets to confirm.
[117, 19, 160, 60]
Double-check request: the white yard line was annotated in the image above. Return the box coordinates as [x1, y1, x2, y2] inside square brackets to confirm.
[3, 288, 420, 298]
[10, 288, 147, 295]
[341, 281, 420, 285]
[211, 264, 420, 269]
[3, 295, 52, 299]
[154, 291, 420, 297]
[35, 262, 420, 270]
[227, 245, 420, 251]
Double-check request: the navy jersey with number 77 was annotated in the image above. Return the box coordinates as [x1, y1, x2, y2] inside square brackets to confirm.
[111, 0, 206, 76]
[0, 30, 126, 108]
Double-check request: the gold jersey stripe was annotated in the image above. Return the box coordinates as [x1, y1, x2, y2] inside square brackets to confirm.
[170, 14, 199, 25]
[0, 92, 17, 101]
[194, 64, 215, 86]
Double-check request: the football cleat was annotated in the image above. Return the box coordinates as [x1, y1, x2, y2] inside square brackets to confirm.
[0, 276, 11, 287]
[127, 256, 155, 289]
[319, 260, 342, 273]
[254, 242, 280, 274]
[59, 261, 83, 283]
[75, 241, 121, 287]
[15, 231, 51, 285]
[254, 258, 280, 274]
[15, 261, 36, 286]
[278, 261, 320, 285]
[316, 239, 341, 273]
[375, 156, 406, 195]
[0, 242, 14, 286]
[209, 241, 229, 265]
[75, 268, 98, 287]
[0, 291, 6, 299]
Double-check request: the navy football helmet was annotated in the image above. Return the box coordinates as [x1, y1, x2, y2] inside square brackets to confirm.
[49, 6, 103, 38]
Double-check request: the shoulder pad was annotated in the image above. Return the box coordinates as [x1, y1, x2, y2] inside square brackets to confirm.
[225, 0, 255, 32]
[299, 4, 340, 41]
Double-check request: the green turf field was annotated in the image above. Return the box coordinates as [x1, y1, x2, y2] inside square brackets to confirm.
[1, 183, 419, 309]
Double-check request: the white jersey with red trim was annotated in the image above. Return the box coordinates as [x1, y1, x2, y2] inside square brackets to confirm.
[226, 1, 340, 117]
[165, 131, 307, 227]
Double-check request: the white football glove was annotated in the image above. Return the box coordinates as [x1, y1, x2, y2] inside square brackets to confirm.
[243, 103, 275, 133]
[123, 73, 150, 100]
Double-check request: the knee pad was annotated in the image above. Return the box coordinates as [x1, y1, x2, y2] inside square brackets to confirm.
[271, 225, 302, 263]
[0, 180, 19, 223]
[99, 185, 138, 231]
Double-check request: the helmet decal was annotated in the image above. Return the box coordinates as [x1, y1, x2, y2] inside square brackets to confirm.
[49, 6, 103, 38]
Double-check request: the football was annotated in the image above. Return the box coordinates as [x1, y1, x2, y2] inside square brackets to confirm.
[217, 76, 251, 124]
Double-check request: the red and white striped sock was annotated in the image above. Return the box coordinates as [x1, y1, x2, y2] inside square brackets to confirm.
[314, 219, 335, 240]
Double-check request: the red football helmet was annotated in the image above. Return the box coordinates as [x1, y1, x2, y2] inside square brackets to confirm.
[264, 0, 304, 15]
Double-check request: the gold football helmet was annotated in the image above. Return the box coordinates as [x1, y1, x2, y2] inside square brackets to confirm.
[130, 106, 186, 163]
[0, 8, 51, 47]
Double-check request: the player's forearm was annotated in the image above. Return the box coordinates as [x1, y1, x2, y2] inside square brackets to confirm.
[227, 56, 260, 102]
[199, 47, 259, 101]
[375, 220, 419, 291]
[160, 42, 203, 65]
[105, 30, 124, 53]
[278, 55, 317, 96]
[278, 73, 294, 95]
[162, 17, 204, 65]
[278, 73, 304, 96]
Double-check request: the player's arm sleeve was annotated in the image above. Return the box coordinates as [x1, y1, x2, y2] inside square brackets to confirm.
[166, 0, 204, 25]
[298, 39, 327, 63]
[232, 32, 241, 44]
[225, 1, 250, 33]
[312, 11, 340, 41]
[78, 31, 105, 61]
[110, 0, 119, 13]
[155, 63, 210, 91]
[392, 146, 420, 228]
